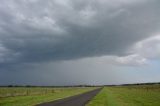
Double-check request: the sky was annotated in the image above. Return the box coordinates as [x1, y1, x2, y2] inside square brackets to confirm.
[0, 0, 160, 86]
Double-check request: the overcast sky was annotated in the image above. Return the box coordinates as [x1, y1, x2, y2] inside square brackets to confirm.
[0, 0, 160, 86]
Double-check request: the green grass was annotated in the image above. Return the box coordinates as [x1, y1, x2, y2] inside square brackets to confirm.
[0, 87, 58, 97]
[86, 87, 117, 106]
[0, 87, 95, 106]
[87, 85, 160, 106]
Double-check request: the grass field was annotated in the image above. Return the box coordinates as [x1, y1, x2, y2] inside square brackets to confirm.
[87, 84, 160, 106]
[1, 85, 160, 106]
[0, 87, 95, 106]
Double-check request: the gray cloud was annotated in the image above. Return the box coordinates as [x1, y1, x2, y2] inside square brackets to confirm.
[0, 0, 160, 65]
[1, 57, 159, 86]
[0, 0, 160, 85]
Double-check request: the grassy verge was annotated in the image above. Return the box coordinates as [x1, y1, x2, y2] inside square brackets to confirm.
[87, 85, 160, 106]
[0, 87, 95, 106]
[86, 87, 117, 106]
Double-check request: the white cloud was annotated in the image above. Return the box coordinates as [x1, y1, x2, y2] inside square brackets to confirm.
[70, 54, 148, 67]
[133, 35, 160, 59]
[113, 35, 160, 66]
[115, 54, 148, 66]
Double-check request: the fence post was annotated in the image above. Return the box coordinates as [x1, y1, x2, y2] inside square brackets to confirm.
[26, 90, 29, 96]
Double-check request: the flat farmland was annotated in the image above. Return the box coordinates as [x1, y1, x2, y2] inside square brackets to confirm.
[87, 84, 160, 106]
[0, 87, 95, 106]
[1, 84, 160, 106]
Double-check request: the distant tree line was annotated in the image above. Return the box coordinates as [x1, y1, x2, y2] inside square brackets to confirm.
[0, 82, 160, 87]
[0, 85, 102, 88]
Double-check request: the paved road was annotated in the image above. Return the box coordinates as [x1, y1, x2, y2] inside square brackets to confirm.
[36, 88, 102, 106]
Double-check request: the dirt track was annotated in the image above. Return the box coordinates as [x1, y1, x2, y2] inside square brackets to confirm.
[36, 88, 102, 106]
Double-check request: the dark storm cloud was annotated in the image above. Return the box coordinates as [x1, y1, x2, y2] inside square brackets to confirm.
[1, 0, 160, 86]
[0, 0, 160, 65]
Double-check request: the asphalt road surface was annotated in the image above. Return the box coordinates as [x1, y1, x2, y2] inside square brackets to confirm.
[36, 88, 102, 106]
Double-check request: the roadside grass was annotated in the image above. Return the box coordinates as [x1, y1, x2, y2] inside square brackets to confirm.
[87, 85, 160, 106]
[86, 88, 117, 106]
[0, 87, 95, 106]
[0, 87, 58, 97]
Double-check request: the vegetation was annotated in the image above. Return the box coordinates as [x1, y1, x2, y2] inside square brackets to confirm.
[0, 87, 95, 106]
[87, 84, 160, 106]
[1, 84, 160, 106]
